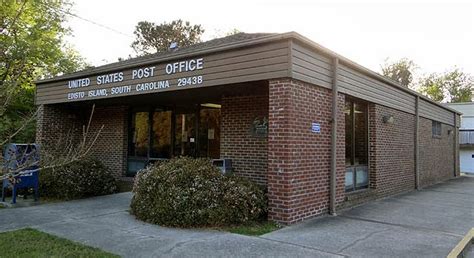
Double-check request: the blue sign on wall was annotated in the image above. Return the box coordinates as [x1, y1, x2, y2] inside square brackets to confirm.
[311, 122, 321, 133]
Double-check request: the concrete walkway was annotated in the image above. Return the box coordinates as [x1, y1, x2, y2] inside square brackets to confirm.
[0, 176, 473, 257]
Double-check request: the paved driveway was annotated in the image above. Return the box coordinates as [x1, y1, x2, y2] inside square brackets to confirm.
[0, 176, 473, 257]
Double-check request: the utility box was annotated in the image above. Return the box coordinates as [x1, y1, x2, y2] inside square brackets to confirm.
[2, 144, 40, 204]
[212, 159, 233, 174]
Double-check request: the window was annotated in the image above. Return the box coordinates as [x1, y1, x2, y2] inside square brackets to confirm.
[345, 98, 369, 192]
[130, 112, 149, 157]
[127, 105, 221, 175]
[432, 121, 442, 137]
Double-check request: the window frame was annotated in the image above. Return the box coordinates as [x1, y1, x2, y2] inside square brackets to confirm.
[344, 97, 370, 193]
[432, 121, 442, 138]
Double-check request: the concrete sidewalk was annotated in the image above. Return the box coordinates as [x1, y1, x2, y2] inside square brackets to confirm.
[264, 176, 474, 257]
[0, 176, 473, 257]
[0, 193, 336, 257]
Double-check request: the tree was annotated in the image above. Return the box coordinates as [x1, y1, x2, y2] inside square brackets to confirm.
[225, 28, 241, 36]
[381, 58, 417, 88]
[418, 68, 473, 103]
[1, 0, 87, 143]
[131, 19, 204, 56]
[1, 0, 94, 182]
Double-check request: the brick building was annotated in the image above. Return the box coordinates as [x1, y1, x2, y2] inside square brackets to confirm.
[35, 32, 461, 224]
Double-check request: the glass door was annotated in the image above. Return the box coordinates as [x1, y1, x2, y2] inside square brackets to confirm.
[198, 107, 221, 158]
[174, 113, 197, 157]
[126, 104, 222, 176]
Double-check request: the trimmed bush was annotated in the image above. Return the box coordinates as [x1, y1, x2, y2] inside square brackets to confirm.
[130, 157, 267, 227]
[40, 159, 118, 200]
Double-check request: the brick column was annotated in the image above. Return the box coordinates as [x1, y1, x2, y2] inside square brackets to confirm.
[88, 106, 128, 177]
[267, 79, 345, 224]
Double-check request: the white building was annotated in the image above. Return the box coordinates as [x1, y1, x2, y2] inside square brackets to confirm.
[446, 102, 474, 174]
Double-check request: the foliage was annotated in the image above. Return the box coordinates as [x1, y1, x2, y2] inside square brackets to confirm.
[131, 19, 204, 55]
[418, 68, 473, 103]
[0, 0, 87, 146]
[223, 221, 281, 236]
[39, 159, 118, 200]
[225, 28, 241, 36]
[130, 157, 267, 227]
[0, 86, 35, 143]
[0, 228, 119, 257]
[381, 58, 417, 87]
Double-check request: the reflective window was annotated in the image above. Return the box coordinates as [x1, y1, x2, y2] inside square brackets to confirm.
[130, 112, 149, 157]
[150, 111, 172, 158]
[128, 105, 222, 175]
[432, 121, 442, 137]
[174, 113, 197, 157]
[198, 108, 221, 159]
[345, 99, 369, 192]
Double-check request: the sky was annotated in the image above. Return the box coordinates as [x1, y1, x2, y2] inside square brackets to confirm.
[64, 0, 474, 77]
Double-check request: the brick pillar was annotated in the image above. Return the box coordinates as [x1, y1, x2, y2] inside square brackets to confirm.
[88, 106, 128, 177]
[267, 79, 345, 224]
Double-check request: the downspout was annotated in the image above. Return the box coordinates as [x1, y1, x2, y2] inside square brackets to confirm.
[453, 114, 457, 177]
[330, 57, 339, 216]
[415, 96, 420, 190]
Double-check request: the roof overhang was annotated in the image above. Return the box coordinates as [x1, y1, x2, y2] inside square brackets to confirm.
[35, 32, 462, 115]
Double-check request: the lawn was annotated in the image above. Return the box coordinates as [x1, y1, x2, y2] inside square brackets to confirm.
[223, 221, 281, 236]
[0, 228, 118, 257]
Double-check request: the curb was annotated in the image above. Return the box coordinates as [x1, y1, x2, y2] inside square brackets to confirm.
[448, 228, 474, 258]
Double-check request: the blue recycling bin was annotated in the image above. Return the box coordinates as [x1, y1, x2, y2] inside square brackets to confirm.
[1, 144, 40, 204]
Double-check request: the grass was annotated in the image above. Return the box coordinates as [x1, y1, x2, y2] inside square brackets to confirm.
[0, 228, 119, 258]
[223, 221, 281, 236]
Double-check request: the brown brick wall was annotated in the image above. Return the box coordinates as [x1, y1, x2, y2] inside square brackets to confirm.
[87, 106, 128, 177]
[37, 81, 458, 224]
[267, 78, 345, 224]
[220, 91, 269, 185]
[36, 104, 83, 155]
[36, 104, 128, 177]
[419, 117, 455, 187]
[368, 104, 416, 197]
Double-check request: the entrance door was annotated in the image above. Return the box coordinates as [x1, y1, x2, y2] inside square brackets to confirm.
[174, 113, 197, 157]
[126, 104, 221, 175]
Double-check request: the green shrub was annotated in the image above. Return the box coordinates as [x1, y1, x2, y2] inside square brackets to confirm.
[130, 157, 267, 227]
[40, 159, 118, 200]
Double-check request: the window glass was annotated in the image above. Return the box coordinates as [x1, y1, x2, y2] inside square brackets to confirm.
[198, 108, 221, 159]
[130, 112, 149, 157]
[150, 111, 172, 158]
[345, 101, 353, 166]
[354, 102, 368, 165]
[432, 121, 442, 137]
[345, 99, 369, 192]
[174, 113, 196, 157]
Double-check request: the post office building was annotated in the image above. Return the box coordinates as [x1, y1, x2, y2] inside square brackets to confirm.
[35, 32, 461, 224]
